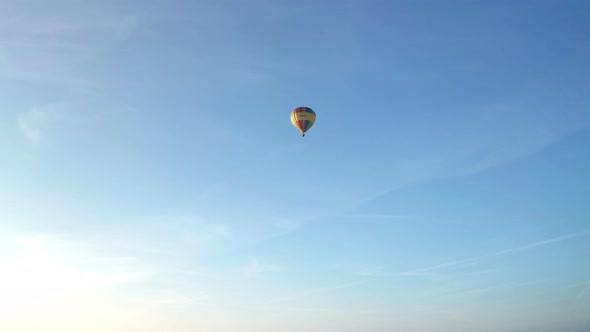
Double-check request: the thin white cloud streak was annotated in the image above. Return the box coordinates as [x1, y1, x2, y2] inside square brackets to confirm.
[16, 102, 68, 143]
[15, 101, 138, 146]
[396, 230, 590, 276]
[275, 218, 305, 231]
[326, 261, 386, 277]
[445, 279, 546, 299]
[357, 265, 385, 277]
[576, 282, 590, 300]
[492, 232, 588, 256]
[17, 116, 42, 142]
[0, 2, 141, 86]
[354, 80, 590, 212]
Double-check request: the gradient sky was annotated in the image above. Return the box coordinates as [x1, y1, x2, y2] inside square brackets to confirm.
[1, 1, 590, 331]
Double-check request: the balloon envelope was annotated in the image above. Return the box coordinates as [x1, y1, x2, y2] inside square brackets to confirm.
[291, 107, 316, 136]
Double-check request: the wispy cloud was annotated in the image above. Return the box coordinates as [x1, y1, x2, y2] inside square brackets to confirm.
[17, 111, 43, 142]
[397, 230, 590, 276]
[446, 279, 546, 299]
[242, 257, 284, 277]
[275, 218, 305, 231]
[357, 265, 385, 277]
[326, 261, 386, 277]
[0, 2, 141, 88]
[185, 224, 234, 244]
[492, 232, 588, 256]
[16, 102, 137, 145]
[576, 281, 590, 300]
[353, 79, 590, 212]
[17, 102, 68, 143]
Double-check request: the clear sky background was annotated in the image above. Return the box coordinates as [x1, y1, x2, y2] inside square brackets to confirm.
[1, 1, 590, 331]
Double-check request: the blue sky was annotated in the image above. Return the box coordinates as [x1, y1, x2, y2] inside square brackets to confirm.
[1, 0, 590, 331]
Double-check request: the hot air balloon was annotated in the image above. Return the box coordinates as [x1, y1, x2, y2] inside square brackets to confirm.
[291, 106, 316, 137]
